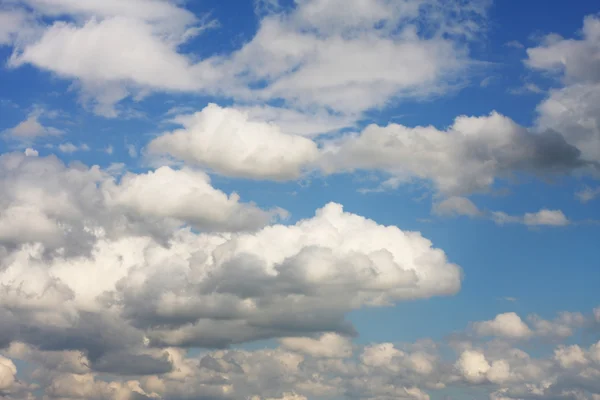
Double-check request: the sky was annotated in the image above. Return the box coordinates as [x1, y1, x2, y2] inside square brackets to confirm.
[0, 0, 600, 399]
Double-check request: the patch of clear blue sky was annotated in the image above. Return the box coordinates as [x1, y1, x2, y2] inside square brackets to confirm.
[1, 0, 599, 351]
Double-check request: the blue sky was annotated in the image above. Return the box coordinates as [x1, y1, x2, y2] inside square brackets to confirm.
[0, 1, 600, 399]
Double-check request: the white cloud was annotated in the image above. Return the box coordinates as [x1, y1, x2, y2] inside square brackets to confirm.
[456, 350, 490, 383]
[280, 333, 353, 359]
[0, 9, 29, 45]
[431, 199, 573, 228]
[528, 15, 600, 163]
[526, 15, 600, 84]
[0, 303, 599, 399]
[528, 312, 587, 339]
[19, 0, 198, 32]
[576, 186, 600, 203]
[536, 82, 600, 163]
[103, 166, 285, 232]
[472, 312, 533, 339]
[554, 345, 589, 369]
[238, 105, 355, 137]
[2, 110, 63, 140]
[9, 16, 214, 117]
[24, 148, 38, 157]
[0, 151, 462, 375]
[0, 356, 17, 391]
[491, 209, 570, 227]
[147, 103, 320, 180]
[7, 0, 487, 122]
[523, 209, 570, 226]
[127, 144, 138, 158]
[321, 112, 586, 195]
[58, 142, 90, 153]
[432, 197, 482, 217]
[0, 152, 279, 251]
[470, 310, 587, 341]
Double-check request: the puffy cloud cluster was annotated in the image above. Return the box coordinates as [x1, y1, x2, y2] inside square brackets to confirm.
[147, 104, 320, 180]
[2, 307, 600, 399]
[0, 151, 462, 379]
[5, 0, 216, 116]
[0, 152, 278, 252]
[470, 311, 587, 340]
[149, 105, 590, 201]
[3, 0, 487, 122]
[472, 313, 533, 339]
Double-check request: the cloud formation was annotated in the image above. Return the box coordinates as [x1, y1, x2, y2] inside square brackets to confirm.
[147, 104, 320, 180]
[2, 110, 63, 140]
[528, 15, 600, 163]
[0, 151, 461, 378]
[6, 0, 487, 122]
[2, 306, 599, 399]
[321, 112, 587, 195]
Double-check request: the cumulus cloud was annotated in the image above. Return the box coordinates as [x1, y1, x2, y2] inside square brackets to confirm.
[492, 209, 570, 227]
[0, 151, 462, 377]
[147, 104, 320, 180]
[6, 0, 487, 121]
[470, 310, 587, 341]
[0, 152, 279, 252]
[431, 198, 571, 228]
[103, 166, 286, 232]
[528, 15, 600, 163]
[7, 0, 216, 117]
[24, 148, 38, 157]
[9, 16, 213, 117]
[321, 111, 587, 195]
[279, 333, 353, 359]
[1, 305, 600, 399]
[456, 349, 491, 383]
[472, 313, 533, 339]
[432, 197, 483, 217]
[2, 109, 63, 140]
[0, 356, 17, 391]
[528, 311, 587, 339]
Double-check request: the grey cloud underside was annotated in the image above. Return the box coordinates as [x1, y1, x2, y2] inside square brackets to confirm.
[147, 105, 593, 196]
[1, 2, 600, 400]
[0, 153, 461, 378]
[2, 307, 600, 400]
[319, 114, 592, 195]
